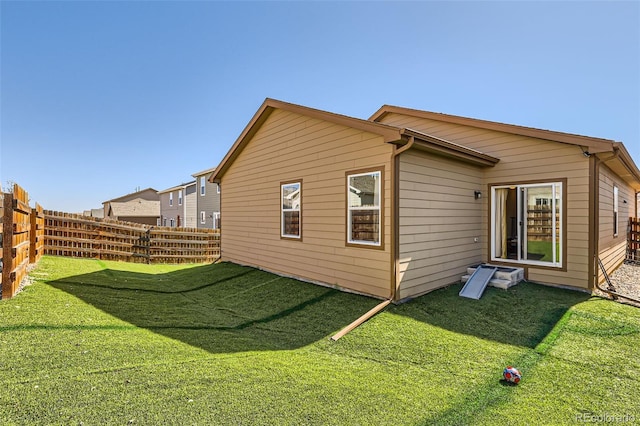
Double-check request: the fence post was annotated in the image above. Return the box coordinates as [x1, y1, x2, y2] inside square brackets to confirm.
[30, 205, 38, 263]
[2, 193, 14, 299]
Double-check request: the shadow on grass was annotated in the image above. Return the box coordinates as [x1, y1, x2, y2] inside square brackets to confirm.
[391, 281, 591, 349]
[47, 262, 381, 354]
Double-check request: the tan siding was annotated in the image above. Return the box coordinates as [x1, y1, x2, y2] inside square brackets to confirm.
[597, 164, 633, 282]
[221, 109, 393, 298]
[381, 112, 592, 290]
[398, 150, 484, 299]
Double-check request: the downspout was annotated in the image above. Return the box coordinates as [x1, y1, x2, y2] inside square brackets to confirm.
[390, 135, 416, 301]
[596, 257, 640, 304]
[330, 135, 415, 342]
[591, 150, 619, 291]
[592, 148, 640, 304]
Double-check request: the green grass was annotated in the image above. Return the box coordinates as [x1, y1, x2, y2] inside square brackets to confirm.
[1, 256, 639, 425]
[526, 240, 561, 262]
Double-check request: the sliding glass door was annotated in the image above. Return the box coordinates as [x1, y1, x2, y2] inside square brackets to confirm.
[491, 182, 562, 267]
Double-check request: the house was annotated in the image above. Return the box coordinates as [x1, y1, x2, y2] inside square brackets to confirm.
[103, 188, 160, 225]
[192, 167, 221, 229]
[158, 181, 197, 228]
[211, 98, 640, 301]
[82, 208, 105, 218]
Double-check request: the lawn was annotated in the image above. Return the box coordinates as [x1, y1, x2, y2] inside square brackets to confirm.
[1, 256, 638, 425]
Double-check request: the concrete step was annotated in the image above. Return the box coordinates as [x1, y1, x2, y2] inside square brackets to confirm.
[462, 264, 524, 290]
[461, 275, 514, 290]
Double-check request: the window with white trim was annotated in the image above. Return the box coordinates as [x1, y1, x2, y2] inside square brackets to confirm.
[217, 184, 220, 194]
[200, 177, 206, 196]
[491, 182, 563, 267]
[281, 182, 301, 238]
[169, 192, 173, 206]
[613, 185, 619, 236]
[347, 170, 381, 246]
[200, 211, 206, 224]
[178, 190, 183, 206]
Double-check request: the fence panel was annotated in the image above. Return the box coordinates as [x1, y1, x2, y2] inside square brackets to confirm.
[0, 192, 3, 291]
[44, 211, 220, 264]
[2, 184, 32, 299]
[30, 203, 45, 263]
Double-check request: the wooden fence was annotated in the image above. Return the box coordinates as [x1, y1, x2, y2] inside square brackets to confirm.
[628, 217, 640, 262]
[1, 184, 45, 299]
[1, 182, 220, 299]
[44, 211, 220, 264]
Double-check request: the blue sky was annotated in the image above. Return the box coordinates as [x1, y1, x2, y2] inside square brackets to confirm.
[1, 1, 639, 213]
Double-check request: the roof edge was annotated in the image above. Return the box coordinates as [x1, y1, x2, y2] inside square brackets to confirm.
[211, 98, 405, 182]
[402, 128, 500, 167]
[370, 105, 615, 153]
[612, 142, 640, 189]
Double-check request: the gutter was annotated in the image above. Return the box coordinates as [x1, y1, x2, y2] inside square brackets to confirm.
[330, 135, 415, 342]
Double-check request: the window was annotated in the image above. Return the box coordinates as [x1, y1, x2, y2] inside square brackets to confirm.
[200, 211, 206, 224]
[169, 218, 175, 227]
[347, 169, 382, 246]
[213, 212, 221, 229]
[281, 181, 301, 239]
[200, 177, 206, 196]
[613, 185, 619, 236]
[178, 190, 183, 206]
[491, 182, 563, 267]
[169, 192, 173, 206]
[163, 218, 167, 226]
[217, 184, 220, 194]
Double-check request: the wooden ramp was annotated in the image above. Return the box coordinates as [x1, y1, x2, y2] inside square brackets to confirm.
[459, 265, 497, 300]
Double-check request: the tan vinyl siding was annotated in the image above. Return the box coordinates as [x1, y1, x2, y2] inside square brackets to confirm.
[380, 112, 591, 289]
[597, 164, 633, 281]
[398, 150, 483, 299]
[220, 108, 393, 298]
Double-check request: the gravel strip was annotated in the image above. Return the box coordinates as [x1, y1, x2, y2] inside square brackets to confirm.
[594, 261, 640, 307]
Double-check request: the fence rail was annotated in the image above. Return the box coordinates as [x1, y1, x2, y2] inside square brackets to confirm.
[1, 183, 220, 300]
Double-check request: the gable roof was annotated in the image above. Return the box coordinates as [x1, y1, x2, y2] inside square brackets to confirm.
[157, 180, 196, 194]
[103, 187, 159, 204]
[211, 99, 498, 182]
[370, 105, 640, 190]
[192, 166, 217, 179]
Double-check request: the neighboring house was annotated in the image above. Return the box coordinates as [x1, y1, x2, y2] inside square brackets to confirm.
[211, 98, 640, 302]
[82, 208, 105, 218]
[158, 181, 197, 228]
[103, 188, 160, 225]
[192, 167, 221, 229]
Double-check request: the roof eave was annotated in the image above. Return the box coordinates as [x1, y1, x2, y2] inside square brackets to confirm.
[610, 143, 640, 191]
[371, 105, 615, 153]
[401, 128, 500, 167]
